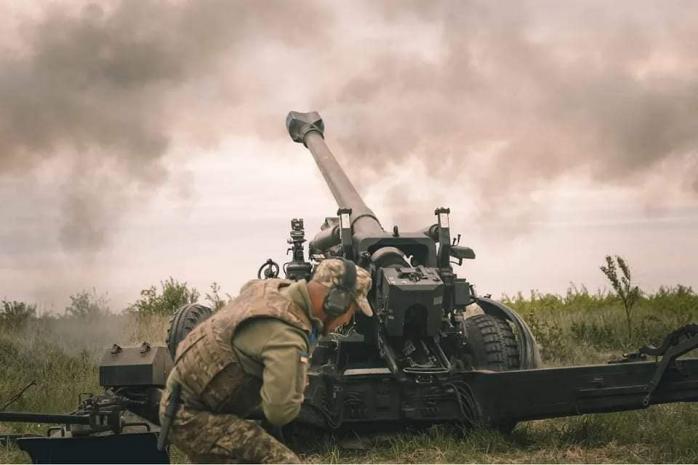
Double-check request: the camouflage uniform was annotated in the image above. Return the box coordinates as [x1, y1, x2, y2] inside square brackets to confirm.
[160, 260, 372, 463]
[161, 402, 297, 463]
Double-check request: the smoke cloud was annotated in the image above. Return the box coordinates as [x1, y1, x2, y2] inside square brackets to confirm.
[2, 0, 698, 307]
[322, 1, 698, 225]
[0, 0, 328, 252]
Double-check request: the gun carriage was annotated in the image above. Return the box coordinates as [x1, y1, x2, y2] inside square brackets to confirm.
[2, 111, 697, 463]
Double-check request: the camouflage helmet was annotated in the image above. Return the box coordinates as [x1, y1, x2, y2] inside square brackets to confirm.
[312, 258, 373, 317]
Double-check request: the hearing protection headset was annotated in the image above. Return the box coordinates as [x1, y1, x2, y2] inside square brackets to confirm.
[323, 258, 358, 318]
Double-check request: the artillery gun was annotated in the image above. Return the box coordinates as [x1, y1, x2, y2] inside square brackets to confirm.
[278, 111, 698, 431]
[1, 111, 697, 463]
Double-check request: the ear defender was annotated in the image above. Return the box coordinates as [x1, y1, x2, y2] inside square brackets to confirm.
[323, 259, 358, 318]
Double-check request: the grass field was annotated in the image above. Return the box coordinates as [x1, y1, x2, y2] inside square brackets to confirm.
[1, 285, 697, 463]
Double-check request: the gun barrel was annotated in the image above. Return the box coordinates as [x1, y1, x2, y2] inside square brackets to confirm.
[287, 111, 383, 236]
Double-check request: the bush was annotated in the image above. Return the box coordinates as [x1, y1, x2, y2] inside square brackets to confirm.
[524, 311, 567, 360]
[128, 277, 200, 316]
[646, 285, 698, 325]
[504, 280, 697, 363]
[65, 289, 110, 319]
[0, 300, 36, 329]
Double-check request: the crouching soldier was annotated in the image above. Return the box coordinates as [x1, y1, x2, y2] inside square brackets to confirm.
[159, 258, 372, 463]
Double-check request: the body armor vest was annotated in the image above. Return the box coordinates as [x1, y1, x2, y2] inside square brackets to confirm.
[174, 279, 312, 413]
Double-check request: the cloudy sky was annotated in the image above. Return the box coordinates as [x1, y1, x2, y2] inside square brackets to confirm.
[1, 1, 697, 312]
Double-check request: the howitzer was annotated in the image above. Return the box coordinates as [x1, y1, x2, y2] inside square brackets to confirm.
[2, 112, 698, 464]
[280, 111, 698, 431]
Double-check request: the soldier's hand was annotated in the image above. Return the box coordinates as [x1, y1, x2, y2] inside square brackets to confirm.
[261, 419, 286, 443]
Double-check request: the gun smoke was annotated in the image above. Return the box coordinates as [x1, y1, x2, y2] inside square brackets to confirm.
[1, 1, 697, 307]
[324, 1, 698, 226]
[0, 0, 328, 252]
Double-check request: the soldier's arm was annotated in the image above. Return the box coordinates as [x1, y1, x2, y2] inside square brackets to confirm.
[234, 319, 311, 426]
[258, 323, 310, 426]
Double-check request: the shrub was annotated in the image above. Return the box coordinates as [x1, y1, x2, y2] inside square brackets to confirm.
[128, 277, 200, 316]
[646, 285, 698, 324]
[0, 300, 36, 329]
[65, 289, 110, 319]
[525, 311, 566, 361]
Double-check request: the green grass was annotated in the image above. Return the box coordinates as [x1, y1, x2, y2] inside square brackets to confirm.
[293, 405, 698, 463]
[503, 284, 698, 365]
[292, 404, 698, 463]
[1, 285, 697, 463]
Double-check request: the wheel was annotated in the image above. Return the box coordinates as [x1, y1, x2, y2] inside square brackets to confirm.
[166, 303, 213, 359]
[462, 314, 522, 433]
[463, 314, 520, 371]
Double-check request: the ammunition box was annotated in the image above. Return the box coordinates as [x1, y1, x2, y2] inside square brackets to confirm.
[99, 344, 173, 387]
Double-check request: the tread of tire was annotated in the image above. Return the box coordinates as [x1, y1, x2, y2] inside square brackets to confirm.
[166, 303, 213, 359]
[465, 314, 520, 371]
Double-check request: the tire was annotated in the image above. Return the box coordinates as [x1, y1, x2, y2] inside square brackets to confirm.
[463, 314, 520, 371]
[166, 303, 213, 359]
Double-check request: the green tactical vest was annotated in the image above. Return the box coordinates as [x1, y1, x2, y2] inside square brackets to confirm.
[174, 279, 312, 413]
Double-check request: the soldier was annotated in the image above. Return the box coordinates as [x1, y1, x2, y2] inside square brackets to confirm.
[159, 258, 372, 463]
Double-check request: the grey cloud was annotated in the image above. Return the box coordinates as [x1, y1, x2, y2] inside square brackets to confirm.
[3, 0, 698, 307]
[0, 0, 329, 252]
[323, 1, 698, 225]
